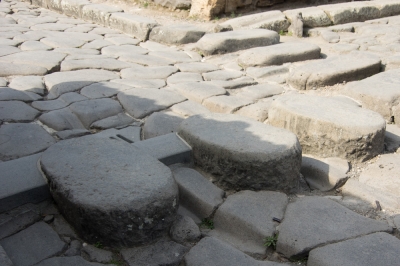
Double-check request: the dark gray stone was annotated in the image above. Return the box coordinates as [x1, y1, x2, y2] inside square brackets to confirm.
[32, 92, 87, 111]
[55, 129, 91, 140]
[0, 87, 36, 102]
[0, 209, 41, 240]
[143, 111, 184, 139]
[92, 126, 142, 143]
[39, 107, 86, 131]
[35, 256, 106, 266]
[81, 244, 113, 263]
[170, 215, 201, 244]
[91, 113, 135, 130]
[80, 81, 133, 99]
[101, 45, 148, 57]
[0, 101, 40, 122]
[53, 216, 78, 238]
[64, 240, 82, 257]
[0, 245, 13, 266]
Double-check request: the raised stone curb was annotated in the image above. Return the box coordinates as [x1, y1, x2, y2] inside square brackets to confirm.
[109, 13, 159, 41]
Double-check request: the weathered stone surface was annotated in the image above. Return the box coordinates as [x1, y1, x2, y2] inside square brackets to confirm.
[150, 24, 206, 45]
[153, 0, 191, 10]
[111, 78, 165, 89]
[0, 206, 42, 240]
[268, 94, 386, 162]
[0, 51, 66, 72]
[171, 82, 226, 104]
[56, 129, 90, 140]
[54, 47, 100, 55]
[0, 45, 21, 57]
[167, 72, 203, 85]
[60, 0, 92, 18]
[9, 76, 45, 95]
[119, 53, 174, 66]
[0, 78, 7, 87]
[234, 101, 272, 122]
[101, 45, 148, 57]
[81, 39, 113, 49]
[276, 196, 392, 258]
[0, 87, 38, 102]
[80, 82, 133, 99]
[108, 13, 159, 41]
[40, 36, 87, 49]
[0, 123, 55, 161]
[0, 101, 40, 122]
[176, 62, 219, 73]
[81, 4, 123, 26]
[121, 240, 189, 266]
[320, 2, 380, 25]
[288, 52, 381, 90]
[143, 111, 184, 139]
[203, 70, 242, 81]
[121, 65, 178, 80]
[170, 215, 201, 244]
[202, 95, 253, 113]
[237, 83, 283, 101]
[104, 36, 140, 45]
[81, 244, 113, 263]
[91, 113, 135, 130]
[0, 222, 66, 266]
[171, 100, 210, 117]
[308, 232, 400, 266]
[32, 92, 87, 111]
[284, 7, 332, 28]
[35, 256, 106, 266]
[385, 124, 400, 152]
[178, 113, 301, 192]
[40, 136, 179, 246]
[238, 42, 320, 68]
[39, 107, 86, 131]
[0, 245, 13, 266]
[210, 76, 256, 89]
[196, 29, 279, 56]
[118, 88, 186, 119]
[0, 62, 48, 77]
[320, 30, 340, 43]
[149, 50, 194, 64]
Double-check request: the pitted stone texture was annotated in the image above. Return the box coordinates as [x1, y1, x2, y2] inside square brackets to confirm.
[269, 94, 385, 162]
[178, 113, 301, 192]
[149, 24, 206, 45]
[284, 7, 332, 28]
[0, 51, 66, 72]
[40, 36, 87, 49]
[35, 256, 106, 266]
[0, 123, 55, 161]
[45, 69, 119, 98]
[171, 100, 211, 117]
[172, 167, 224, 220]
[39, 107, 86, 131]
[143, 111, 184, 139]
[276, 196, 392, 259]
[0, 101, 40, 122]
[80, 82, 133, 99]
[61, 58, 132, 71]
[209, 191, 287, 258]
[9, 76, 45, 95]
[171, 82, 226, 104]
[341, 69, 400, 121]
[40, 136, 179, 247]
[121, 65, 178, 80]
[118, 88, 186, 119]
[108, 13, 159, 41]
[196, 29, 279, 56]
[308, 232, 400, 266]
[288, 52, 381, 90]
[238, 42, 321, 68]
[0, 222, 66, 266]
[176, 62, 219, 73]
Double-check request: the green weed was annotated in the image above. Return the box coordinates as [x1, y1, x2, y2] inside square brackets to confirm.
[264, 233, 278, 250]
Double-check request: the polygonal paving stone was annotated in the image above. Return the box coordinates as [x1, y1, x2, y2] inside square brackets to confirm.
[143, 111, 184, 139]
[80, 81, 133, 99]
[0, 51, 67, 72]
[0, 45, 21, 56]
[236, 83, 283, 101]
[175, 62, 219, 73]
[0, 123, 55, 161]
[9, 76, 45, 95]
[121, 65, 178, 80]
[268, 94, 386, 162]
[0, 62, 48, 77]
[32, 92, 87, 111]
[61, 58, 132, 71]
[118, 88, 186, 118]
[91, 113, 135, 130]
[167, 72, 203, 85]
[0, 87, 36, 102]
[178, 113, 301, 192]
[35, 256, 107, 266]
[202, 95, 253, 113]
[276, 197, 392, 259]
[39, 107, 86, 131]
[0, 38, 21, 46]
[171, 82, 226, 103]
[31, 23, 74, 31]
[203, 70, 243, 81]
[40, 136, 179, 246]
[111, 78, 165, 89]
[170, 100, 210, 117]
[40, 36, 87, 48]
[81, 39, 113, 49]
[149, 24, 206, 45]
[101, 45, 148, 57]
[288, 52, 381, 90]
[0, 101, 40, 122]
[148, 50, 194, 64]
[81, 4, 123, 26]
[0, 222, 66, 266]
[119, 53, 174, 66]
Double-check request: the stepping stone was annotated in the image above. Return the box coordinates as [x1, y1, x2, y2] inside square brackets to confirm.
[0, 51, 66, 72]
[0, 222, 66, 266]
[167, 72, 203, 85]
[35, 256, 108, 266]
[0, 62, 47, 77]
[81, 82, 133, 99]
[121, 240, 189, 266]
[284, 7, 332, 27]
[301, 155, 349, 192]
[0, 45, 20, 56]
[209, 191, 287, 257]
[184, 237, 285, 266]
[9, 76, 45, 95]
[108, 13, 159, 41]
[40, 136, 179, 246]
[178, 113, 301, 192]
[61, 58, 132, 71]
[276, 196, 392, 259]
[196, 29, 279, 56]
[171, 100, 210, 117]
[91, 113, 135, 130]
[143, 111, 184, 139]
[149, 51, 194, 64]
[32, 92, 87, 111]
[203, 70, 242, 81]
[234, 101, 272, 122]
[238, 42, 321, 68]
[104, 36, 140, 45]
[45, 69, 119, 98]
[121, 65, 178, 80]
[118, 88, 186, 119]
[288, 52, 381, 90]
[268, 94, 386, 162]
[81, 4, 123, 26]
[0, 101, 40, 122]
[341, 69, 400, 121]
[308, 232, 400, 266]
[149, 24, 206, 45]
[0, 153, 50, 213]
[111, 78, 166, 89]
[119, 53, 174, 66]
[171, 82, 226, 103]
[0, 87, 37, 102]
[172, 167, 224, 220]
[39, 108, 86, 131]
[202, 95, 253, 113]
[0, 123, 55, 161]
[176, 62, 219, 73]
[101, 45, 148, 57]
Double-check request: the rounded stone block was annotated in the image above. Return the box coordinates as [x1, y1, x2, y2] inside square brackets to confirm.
[178, 113, 302, 192]
[40, 136, 179, 247]
[268, 94, 386, 162]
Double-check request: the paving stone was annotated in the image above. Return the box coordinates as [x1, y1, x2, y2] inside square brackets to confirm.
[288, 52, 381, 90]
[89, 26, 121, 35]
[121, 239, 188, 266]
[341, 69, 400, 121]
[91, 113, 135, 130]
[0, 245, 13, 266]
[0, 153, 50, 213]
[284, 7, 332, 28]
[41, 135, 179, 246]
[385, 124, 400, 152]
[0, 78, 6, 87]
[81, 39, 113, 49]
[153, 0, 191, 10]
[210, 76, 257, 89]
[149, 50, 194, 64]
[176, 62, 219, 73]
[330, 43, 360, 53]
[167, 72, 203, 85]
[276, 196, 392, 258]
[320, 30, 340, 43]
[196, 29, 280, 56]
[320, 2, 381, 25]
[0, 87, 38, 102]
[238, 42, 321, 68]
[178, 113, 301, 192]
[140, 40, 175, 51]
[39, 107, 86, 131]
[0, 101, 40, 122]
[80, 81, 133, 99]
[170, 100, 210, 117]
[104, 36, 140, 45]
[92, 126, 141, 143]
[143, 111, 184, 139]
[0, 208, 41, 240]
[64, 240, 82, 256]
[108, 13, 159, 41]
[81, 4, 123, 27]
[171, 82, 226, 103]
[53, 47, 100, 55]
[0, 123, 55, 161]
[55, 129, 91, 140]
[0, 45, 21, 56]
[118, 88, 186, 119]
[184, 237, 286, 266]
[149, 24, 206, 45]
[119, 53, 174, 67]
[269, 94, 385, 162]
[66, 54, 116, 61]
[61, 58, 132, 71]
[32, 92, 86, 111]
[234, 101, 272, 122]
[0, 222, 66, 266]
[40, 36, 87, 48]
[111, 78, 166, 89]
[202, 95, 253, 113]
[0, 62, 48, 76]
[308, 232, 400, 266]
[301, 155, 349, 192]
[0, 38, 21, 46]
[64, 25, 94, 33]
[0, 51, 66, 72]
[172, 167, 224, 220]
[170, 215, 201, 244]
[36, 256, 106, 266]
[203, 70, 243, 81]
[246, 65, 289, 81]
[81, 244, 113, 263]
[9, 76, 45, 96]
[31, 23, 74, 31]
[237, 83, 283, 101]
[45, 69, 119, 98]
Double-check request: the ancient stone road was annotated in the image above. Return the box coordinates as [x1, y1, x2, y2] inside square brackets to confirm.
[1, 0, 400, 265]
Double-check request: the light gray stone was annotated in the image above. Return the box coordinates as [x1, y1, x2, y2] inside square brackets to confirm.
[35, 256, 106, 266]
[61, 58, 132, 71]
[0, 78, 6, 87]
[91, 113, 135, 130]
[40, 36, 87, 48]
[121, 65, 178, 80]
[60, 0, 92, 18]
[0, 62, 48, 77]
[119, 53, 174, 66]
[178, 113, 301, 192]
[210, 76, 257, 89]
[167, 72, 203, 85]
[234, 101, 272, 122]
[170, 215, 201, 244]
[153, 0, 191, 10]
[150, 24, 206, 45]
[0, 101, 40, 122]
[202, 95, 253, 113]
[176, 62, 219, 73]
[81, 39, 113, 49]
[0, 123, 55, 161]
[53, 47, 100, 56]
[196, 29, 280, 56]
[81, 244, 112, 263]
[171, 100, 210, 117]
[31, 23, 74, 31]
[0, 45, 21, 57]
[89, 27, 120, 35]
[320, 30, 340, 43]
[284, 7, 332, 28]
[171, 82, 226, 104]
[111, 78, 165, 89]
[40, 136, 179, 246]
[237, 83, 283, 101]
[0, 51, 66, 72]
[276, 196, 392, 258]
[385, 124, 400, 152]
[287, 12, 303, 37]
[143, 111, 184, 139]
[104, 36, 140, 45]
[39, 107, 86, 131]
[203, 70, 242, 81]
[81, 4, 123, 27]
[108, 13, 158, 41]
[149, 50, 194, 64]
[9, 76, 45, 95]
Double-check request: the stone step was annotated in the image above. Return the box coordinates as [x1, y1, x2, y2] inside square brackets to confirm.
[149, 24, 207, 45]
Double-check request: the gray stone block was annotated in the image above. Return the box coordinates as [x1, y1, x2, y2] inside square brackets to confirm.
[150, 24, 206, 45]
[0, 209, 41, 240]
[0, 101, 40, 123]
[81, 244, 113, 263]
[0, 245, 13, 266]
[143, 111, 185, 139]
[170, 215, 201, 244]
[108, 13, 159, 41]
[81, 4, 123, 27]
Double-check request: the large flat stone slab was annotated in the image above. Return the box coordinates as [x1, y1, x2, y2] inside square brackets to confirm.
[276, 196, 392, 259]
[196, 29, 279, 56]
[268, 94, 386, 162]
[39, 107, 86, 131]
[9, 76, 45, 95]
[61, 58, 132, 71]
[288, 52, 381, 90]
[0, 62, 48, 77]
[120, 65, 178, 80]
[0, 101, 40, 122]
[238, 42, 321, 68]
[178, 113, 301, 192]
[40, 135, 179, 246]
[0, 51, 67, 72]
[171, 82, 226, 103]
